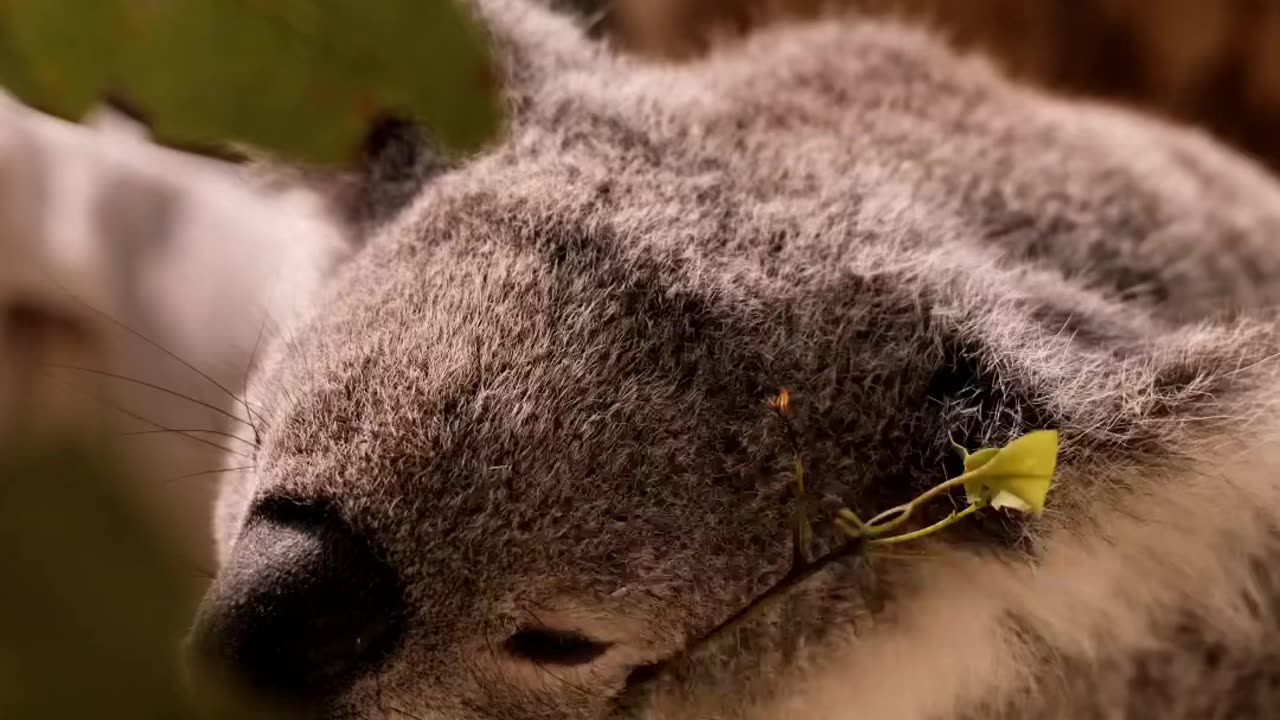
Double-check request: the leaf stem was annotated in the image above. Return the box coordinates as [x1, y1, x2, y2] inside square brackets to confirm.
[861, 470, 981, 536]
[837, 508, 867, 532]
[772, 390, 815, 568]
[869, 503, 982, 546]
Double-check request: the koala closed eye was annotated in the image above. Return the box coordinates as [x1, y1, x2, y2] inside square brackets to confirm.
[503, 627, 613, 666]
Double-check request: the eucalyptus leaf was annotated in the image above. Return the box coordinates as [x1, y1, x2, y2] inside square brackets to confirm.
[0, 0, 502, 164]
[952, 445, 998, 504]
[961, 447, 999, 473]
[959, 430, 1059, 515]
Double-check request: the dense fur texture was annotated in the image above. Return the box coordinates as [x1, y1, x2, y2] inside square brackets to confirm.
[603, 0, 1280, 175]
[196, 2, 1280, 718]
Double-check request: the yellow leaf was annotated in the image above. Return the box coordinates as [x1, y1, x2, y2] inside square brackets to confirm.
[961, 447, 1000, 473]
[959, 430, 1059, 515]
[951, 442, 998, 504]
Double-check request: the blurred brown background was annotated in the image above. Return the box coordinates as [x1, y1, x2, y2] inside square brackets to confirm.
[600, 0, 1280, 174]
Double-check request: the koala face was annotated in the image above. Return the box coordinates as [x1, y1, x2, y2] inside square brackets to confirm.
[189, 1, 1280, 718]
[199, 214, 809, 718]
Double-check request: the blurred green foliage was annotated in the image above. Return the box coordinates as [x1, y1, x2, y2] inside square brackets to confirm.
[0, 438, 280, 718]
[0, 0, 502, 163]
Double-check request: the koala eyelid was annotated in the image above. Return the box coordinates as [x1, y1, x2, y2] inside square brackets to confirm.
[503, 627, 613, 666]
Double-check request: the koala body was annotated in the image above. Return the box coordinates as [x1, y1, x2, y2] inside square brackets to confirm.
[195, 2, 1280, 718]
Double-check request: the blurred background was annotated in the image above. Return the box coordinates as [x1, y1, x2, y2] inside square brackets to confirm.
[2, 0, 1279, 717]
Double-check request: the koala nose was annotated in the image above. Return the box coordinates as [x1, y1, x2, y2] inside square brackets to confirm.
[187, 500, 406, 708]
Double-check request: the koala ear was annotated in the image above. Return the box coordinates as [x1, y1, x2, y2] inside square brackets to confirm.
[467, 0, 606, 95]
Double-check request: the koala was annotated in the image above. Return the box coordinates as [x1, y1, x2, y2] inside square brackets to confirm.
[189, 1, 1280, 718]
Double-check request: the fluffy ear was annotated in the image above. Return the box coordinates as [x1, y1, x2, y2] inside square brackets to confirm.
[468, 0, 606, 94]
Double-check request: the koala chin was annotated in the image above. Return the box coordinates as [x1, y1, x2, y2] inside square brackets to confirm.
[189, 1, 1280, 718]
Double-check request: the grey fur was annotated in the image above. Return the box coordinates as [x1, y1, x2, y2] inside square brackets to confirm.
[205, 1, 1280, 718]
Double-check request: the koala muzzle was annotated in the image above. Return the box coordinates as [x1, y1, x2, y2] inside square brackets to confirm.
[187, 499, 406, 709]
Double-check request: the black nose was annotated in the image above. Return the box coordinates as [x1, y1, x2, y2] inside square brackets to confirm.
[187, 499, 406, 708]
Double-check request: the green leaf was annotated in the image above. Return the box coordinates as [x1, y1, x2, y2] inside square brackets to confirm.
[961, 446, 999, 473]
[0, 437, 283, 718]
[951, 441, 998, 505]
[960, 447, 999, 504]
[0, 0, 116, 118]
[959, 430, 1059, 515]
[0, 0, 502, 164]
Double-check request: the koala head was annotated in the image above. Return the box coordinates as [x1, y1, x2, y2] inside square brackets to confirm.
[188, 0, 1280, 718]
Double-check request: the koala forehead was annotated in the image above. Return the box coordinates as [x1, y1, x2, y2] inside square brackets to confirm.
[255, 225, 795, 590]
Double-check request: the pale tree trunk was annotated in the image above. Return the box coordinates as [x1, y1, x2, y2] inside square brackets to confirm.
[0, 94, 347, 594]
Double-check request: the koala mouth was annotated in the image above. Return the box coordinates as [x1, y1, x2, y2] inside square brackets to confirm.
[613, 535, 868, 710]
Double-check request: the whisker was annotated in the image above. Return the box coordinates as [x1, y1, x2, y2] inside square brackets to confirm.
[48, 279, 263, 433]
[91, 395, 254, 459]
[275, 302, 319, 396]
[239, 268, 288, 445]
[163, 465, 255, 485]
[242, 319, 269, 445]
[46, 364, 255, 431]
[120, 428, 257, 447]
